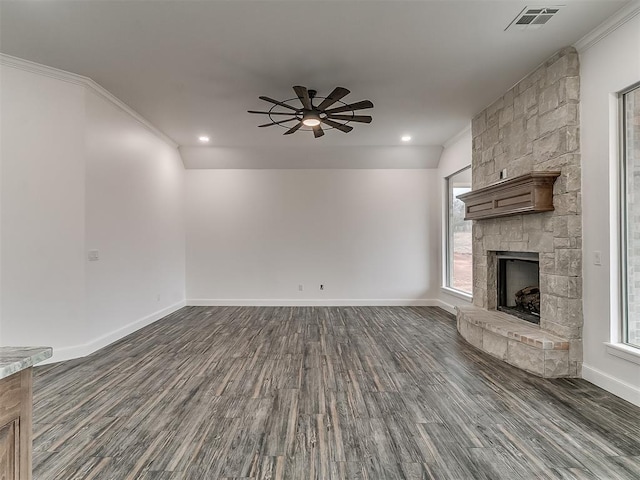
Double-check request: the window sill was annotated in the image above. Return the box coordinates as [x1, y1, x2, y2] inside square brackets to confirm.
[441, 286, 473, 302]
[605, 342, 640, 366]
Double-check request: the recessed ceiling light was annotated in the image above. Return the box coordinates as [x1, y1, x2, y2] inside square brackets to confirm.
[198, 136, 210, 143]
[401, 135, 412, 142]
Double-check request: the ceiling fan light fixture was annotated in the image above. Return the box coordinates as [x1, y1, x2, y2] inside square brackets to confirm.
[302, 113, 321, 127]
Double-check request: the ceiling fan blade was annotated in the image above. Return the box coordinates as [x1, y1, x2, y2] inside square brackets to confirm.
[248, 110, 299, 116]
[316, 87, 350, 111]
[324, 100, 374, 115]
[321, 118, 353, 133]
[259, 96, 299, 111]
[258, 118, 298, 127]
[313, 125, 325, 138]
[293, 85, 312, 110]
[327, 114, 372, 123]
[283, 122, 303, 135]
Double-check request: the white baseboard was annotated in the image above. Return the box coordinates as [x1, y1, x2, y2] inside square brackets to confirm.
[41, 300, 186, 365]
[434, 299, 457, 315]
[582, 363, 640, 407]
[187, 298, 453, 309]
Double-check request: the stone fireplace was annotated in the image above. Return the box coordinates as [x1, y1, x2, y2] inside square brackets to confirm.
[456, 47, 583, 378]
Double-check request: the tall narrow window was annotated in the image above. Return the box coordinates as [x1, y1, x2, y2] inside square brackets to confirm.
[622, 84, 640, 348]
[446, 167, 472, 294]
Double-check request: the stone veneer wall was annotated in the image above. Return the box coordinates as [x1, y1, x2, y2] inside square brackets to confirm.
[471, 47, 583, 376]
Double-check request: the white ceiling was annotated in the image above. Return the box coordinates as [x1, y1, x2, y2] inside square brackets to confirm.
[0, 0, 628, 161]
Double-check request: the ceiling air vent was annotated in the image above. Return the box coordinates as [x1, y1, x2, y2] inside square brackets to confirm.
[506, 6, 562, 31]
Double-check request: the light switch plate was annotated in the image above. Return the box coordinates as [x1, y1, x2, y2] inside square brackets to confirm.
[88, 250, 99, 261]
[594, 251, 602, 266]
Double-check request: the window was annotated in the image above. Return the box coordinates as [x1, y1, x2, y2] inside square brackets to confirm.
[446, 167, 472, 295]
[622, 83, 640, 348]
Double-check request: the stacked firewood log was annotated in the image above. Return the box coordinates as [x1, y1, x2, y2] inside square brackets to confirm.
[515, 286, 540, 314]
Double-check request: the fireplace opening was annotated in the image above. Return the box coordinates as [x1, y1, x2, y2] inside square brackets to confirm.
[497, 251, 540, 324]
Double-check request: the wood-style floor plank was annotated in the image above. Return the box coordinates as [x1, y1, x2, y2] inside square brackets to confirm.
[32, 306, 640, 479]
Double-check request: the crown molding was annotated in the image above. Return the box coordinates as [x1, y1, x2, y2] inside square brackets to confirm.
[0, 53, 178, 148]
[442, 124, 471, 150]
[574, 0, 640, 53]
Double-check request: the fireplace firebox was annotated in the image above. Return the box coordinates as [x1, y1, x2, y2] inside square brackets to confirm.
[496, 251, 540, 324]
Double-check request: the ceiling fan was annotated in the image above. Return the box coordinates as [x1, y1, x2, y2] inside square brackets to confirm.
[248, 86, 373, 138]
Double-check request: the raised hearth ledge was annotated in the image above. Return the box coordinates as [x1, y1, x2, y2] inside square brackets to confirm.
[456, 305, 571, 378]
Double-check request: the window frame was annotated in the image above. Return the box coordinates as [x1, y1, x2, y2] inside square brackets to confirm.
[444, 165, 473, 297]
[620, 81, 640, 348]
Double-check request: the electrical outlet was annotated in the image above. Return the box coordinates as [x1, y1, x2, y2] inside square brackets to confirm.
[500, 168, 507, 179]
[88, 250, 99, 261]
[156, 294, 161, 302]
[320, 284, 324, 291]
[298, 284, 303, 292]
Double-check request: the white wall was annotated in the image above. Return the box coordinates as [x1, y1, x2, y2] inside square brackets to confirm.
[0, 60, 186, 362]
[186, 169, 440, 304]
[180, 145, 443, 169]
[579, 11, 640, 405]
[0, 66, 88, 349]
[436, 127, 473, 312]
[84, 90, 185, 346]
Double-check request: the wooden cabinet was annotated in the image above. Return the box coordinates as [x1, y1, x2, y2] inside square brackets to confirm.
[0, 369, 33, 480]
[0, 420, 17, 480]
[457, 171, 561, 220]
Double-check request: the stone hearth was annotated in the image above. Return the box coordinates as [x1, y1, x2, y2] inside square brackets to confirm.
[457, 306, 570, 377]
[456, 47, 583, 378]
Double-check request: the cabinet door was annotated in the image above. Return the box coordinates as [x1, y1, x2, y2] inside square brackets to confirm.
[0, 420, 18, 480]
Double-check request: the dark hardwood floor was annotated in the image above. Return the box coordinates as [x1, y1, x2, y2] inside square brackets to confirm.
[32, 306, 640, 479]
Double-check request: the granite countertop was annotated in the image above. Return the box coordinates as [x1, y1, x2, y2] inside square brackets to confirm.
[0, 347, 53, 380]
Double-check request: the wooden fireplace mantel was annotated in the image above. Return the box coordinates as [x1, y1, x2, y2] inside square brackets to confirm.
[457, 171, 561, 221]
